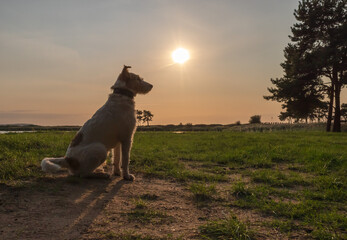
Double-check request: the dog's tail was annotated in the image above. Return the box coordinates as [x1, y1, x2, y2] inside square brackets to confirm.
[41, 157, 68, 173]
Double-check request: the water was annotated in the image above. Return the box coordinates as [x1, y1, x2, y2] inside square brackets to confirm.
[0, 131, 36, 134]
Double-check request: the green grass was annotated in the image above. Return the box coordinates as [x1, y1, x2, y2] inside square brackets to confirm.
[265, 219, 299, 233]
[0, 131, 346, 239]
[189, 182, 217, 202]
[0, 131, 74, 180]
[231, 181, 253, 198]
[250, 169, 311, 188]
[199, 215, 254, 240]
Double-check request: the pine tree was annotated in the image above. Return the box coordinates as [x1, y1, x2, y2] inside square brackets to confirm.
[265, 0, 347, 131]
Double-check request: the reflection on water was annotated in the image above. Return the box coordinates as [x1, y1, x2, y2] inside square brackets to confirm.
[0, 131, 36, 134]
[173, 131, 184, 134]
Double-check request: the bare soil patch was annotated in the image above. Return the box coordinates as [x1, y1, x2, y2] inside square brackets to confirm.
[0, 173, 309, 240]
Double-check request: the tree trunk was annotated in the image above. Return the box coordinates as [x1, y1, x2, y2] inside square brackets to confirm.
[333, 67, 341, 132]
[333, 84, 341, 132]
[326, 83, 334, 132]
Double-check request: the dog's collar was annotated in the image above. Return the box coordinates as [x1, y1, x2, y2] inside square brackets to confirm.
[113, 88, 134, 99]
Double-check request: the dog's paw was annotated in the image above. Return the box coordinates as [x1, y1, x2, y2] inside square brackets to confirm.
[123, 174, 135, 181]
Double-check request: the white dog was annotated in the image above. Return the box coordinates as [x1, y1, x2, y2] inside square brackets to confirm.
[41, 66, 153, 180]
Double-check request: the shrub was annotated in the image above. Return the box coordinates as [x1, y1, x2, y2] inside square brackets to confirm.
[249, 115, 261, 124]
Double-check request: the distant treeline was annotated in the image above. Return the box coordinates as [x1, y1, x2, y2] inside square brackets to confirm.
[0, 124, 80, 131]
[138, 123, 347, 132]
[2, 123, 346, 132]
[137, 124, 229, 132]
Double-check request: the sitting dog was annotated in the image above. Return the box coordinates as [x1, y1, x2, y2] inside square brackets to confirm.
[41, 66, 153, 180]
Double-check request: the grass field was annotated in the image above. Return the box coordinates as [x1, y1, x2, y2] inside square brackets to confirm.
[0, 131, 346, 239]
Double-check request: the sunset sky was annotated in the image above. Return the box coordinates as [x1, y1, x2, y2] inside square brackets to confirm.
[1, 0, 346, 125]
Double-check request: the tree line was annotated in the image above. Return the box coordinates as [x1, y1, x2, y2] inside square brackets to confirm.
[264, 0, 346, 132]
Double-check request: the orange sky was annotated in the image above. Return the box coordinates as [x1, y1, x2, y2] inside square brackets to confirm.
[0, 1, 345, 125]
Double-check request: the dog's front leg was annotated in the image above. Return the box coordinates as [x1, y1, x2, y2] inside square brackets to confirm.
[121, 139, 135, 181]
[113, 143, 122, 176]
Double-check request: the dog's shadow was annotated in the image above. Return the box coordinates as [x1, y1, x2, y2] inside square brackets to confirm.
[0, 172, 132, 239]
[62, 175, 130, 237]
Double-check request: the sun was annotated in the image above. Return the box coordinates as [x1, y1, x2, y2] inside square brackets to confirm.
[172, 47, 190, 64]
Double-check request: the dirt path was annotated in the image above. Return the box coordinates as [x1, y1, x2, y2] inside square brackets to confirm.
[0, 174, 203, 239]
[0, 173, 302, 240]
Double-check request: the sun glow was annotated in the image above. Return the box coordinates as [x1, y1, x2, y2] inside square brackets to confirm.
[172, 48, 190, 64]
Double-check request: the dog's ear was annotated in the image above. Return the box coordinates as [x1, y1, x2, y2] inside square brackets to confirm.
[120, 65, 131, 79]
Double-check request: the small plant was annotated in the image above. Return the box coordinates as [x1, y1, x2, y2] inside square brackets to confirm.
[189, 183, 216, 202]
[126, 198, 172, 224]
[140, 193, 159, 201]
[231, 182, 253, 198]
[134, 198, 147, 209]
[199, 215, 254, 240]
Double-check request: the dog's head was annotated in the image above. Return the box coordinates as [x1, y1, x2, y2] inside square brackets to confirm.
[111, 66, 153, 95]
